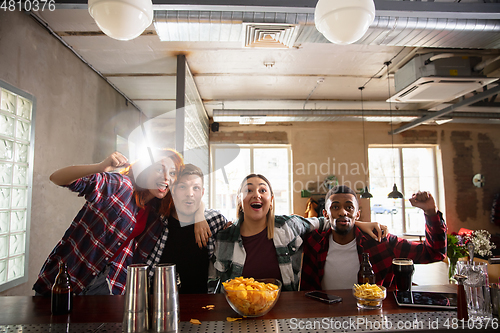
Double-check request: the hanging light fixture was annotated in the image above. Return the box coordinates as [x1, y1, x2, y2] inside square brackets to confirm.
[314, 0, 376, 45]
[88, 0, 153, 41]
[385, 61, 404, 199]
[359, 86, 373, 199]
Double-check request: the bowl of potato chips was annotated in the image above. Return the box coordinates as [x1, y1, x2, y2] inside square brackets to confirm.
[353, 283, 386, 309]
[222, 277, 282, 317]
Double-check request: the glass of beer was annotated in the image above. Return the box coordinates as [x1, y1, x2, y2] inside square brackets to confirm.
[392, 258, 414, 291]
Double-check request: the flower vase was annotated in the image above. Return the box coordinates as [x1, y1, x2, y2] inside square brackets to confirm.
[448, 258, 458, 283]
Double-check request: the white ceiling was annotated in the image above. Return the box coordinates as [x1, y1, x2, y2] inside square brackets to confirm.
[32, 0, 500, 131]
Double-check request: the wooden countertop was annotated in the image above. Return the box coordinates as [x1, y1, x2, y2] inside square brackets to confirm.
[0, 285, 458, 325]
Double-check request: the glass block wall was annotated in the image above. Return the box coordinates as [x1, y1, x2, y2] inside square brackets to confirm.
[0, 81, 34, 292]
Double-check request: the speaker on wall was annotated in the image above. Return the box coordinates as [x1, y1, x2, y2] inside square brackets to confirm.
[211, 122, 219, 132]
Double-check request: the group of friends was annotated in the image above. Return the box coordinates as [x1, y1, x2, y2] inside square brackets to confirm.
[33, 149, 447, 296]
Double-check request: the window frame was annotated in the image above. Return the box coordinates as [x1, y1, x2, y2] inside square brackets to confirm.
[209, 144, 293, 216]
[0, 80, 35, 292]
[368, 144, 443, 236]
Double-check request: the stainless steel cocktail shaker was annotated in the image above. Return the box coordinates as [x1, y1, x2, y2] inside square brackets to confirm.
[151, 263, 179, 333]
[122, 264, 149, 332]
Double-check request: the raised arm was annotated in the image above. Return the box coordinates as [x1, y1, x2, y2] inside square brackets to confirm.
[49, 152, 128, 186]
[409, 191, 437, 216]
[390, 191, 446, 263]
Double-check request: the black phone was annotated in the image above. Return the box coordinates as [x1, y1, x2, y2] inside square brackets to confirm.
[305, 291, 343, 304]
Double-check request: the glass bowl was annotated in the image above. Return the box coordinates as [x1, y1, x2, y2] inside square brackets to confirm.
[352, 285, 386, 309]
[222, 278, 282, 317]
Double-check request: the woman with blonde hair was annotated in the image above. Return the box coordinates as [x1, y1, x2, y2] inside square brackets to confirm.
[214, 174, 386, 291]
[34, 149, 184, 296]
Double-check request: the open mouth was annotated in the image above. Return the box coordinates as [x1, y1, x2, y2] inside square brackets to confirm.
[157, 182, 169, 193]
[250, 202, 263, 209]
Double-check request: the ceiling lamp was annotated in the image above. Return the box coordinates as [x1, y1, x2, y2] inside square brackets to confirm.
[388, 184, 403, 199]
[88, 0, 153, 41]
[385, 61, 404, 199]
[359, 86, 373, 199]
[314, 0, 375, 45]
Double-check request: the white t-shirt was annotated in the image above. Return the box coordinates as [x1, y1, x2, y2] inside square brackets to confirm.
[321, 236, 360, 290]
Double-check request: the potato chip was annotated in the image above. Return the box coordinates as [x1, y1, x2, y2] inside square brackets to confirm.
[353, 283, 385, 299]
[222, 277, 280, 316]
[353, 283, 386, 308]
[226, 317, 243, 322]
[190, 319, 201, 325]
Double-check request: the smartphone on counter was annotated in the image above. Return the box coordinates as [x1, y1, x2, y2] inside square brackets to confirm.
[305, 291, 343, 304]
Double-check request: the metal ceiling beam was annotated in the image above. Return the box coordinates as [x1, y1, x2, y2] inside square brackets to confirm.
[213, 109, 427, 117]
[213, 109, 500, 119]
[390, 84, 500, 135]
[55, 0, 500, 19]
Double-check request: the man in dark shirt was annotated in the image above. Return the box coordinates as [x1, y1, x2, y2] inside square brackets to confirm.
[155, 164, 227, 293]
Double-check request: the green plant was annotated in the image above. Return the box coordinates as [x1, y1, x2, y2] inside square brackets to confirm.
[447, 233, 468, 280]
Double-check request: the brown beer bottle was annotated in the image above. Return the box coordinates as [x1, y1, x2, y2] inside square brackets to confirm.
[51, 261, 73, 315]
[357, 253, 376, 284]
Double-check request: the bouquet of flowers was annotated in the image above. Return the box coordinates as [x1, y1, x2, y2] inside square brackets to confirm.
[467, 229, 496, 258]
[447, 229, 496, 280]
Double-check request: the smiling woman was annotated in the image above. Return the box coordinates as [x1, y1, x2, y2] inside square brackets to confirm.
[32, 149, 184, 297]
[214, 174, 386, 292]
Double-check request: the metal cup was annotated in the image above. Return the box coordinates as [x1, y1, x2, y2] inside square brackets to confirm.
[122, 264, 149, 333]
[152, 263, 180, 333]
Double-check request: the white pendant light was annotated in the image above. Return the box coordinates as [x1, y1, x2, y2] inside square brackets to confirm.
[88, 0, 153, 41]
[314, 0, 375, 45]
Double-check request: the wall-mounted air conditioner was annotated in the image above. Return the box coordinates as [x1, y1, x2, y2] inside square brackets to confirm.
[388, 53, 498, 103]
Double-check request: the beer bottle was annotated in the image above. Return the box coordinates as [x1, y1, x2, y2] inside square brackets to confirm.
[357, 253, 376, 284]
[51, 261, 73, 315]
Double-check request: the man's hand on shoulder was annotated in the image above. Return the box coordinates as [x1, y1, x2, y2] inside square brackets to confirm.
[409, 191, 437, 216]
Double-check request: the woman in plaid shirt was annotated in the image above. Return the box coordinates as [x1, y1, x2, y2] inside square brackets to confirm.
[33, 150, 185, 296]
[214, 174, 387, 291]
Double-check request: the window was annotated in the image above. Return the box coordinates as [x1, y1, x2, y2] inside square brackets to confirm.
[0, 80, 35, 291]
[368, 146, 441, 236]
[183, 64, 209, 206]
[210, 145, 291, 220]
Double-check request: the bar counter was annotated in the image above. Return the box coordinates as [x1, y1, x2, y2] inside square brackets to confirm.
[0, 285, 497, 332]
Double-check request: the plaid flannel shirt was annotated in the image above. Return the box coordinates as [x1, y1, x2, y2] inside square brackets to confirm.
[300, 212, 447, 291]
[33, 173, 163, 296]
[145, 209, 228, 280]
[214, 215, 324, 291]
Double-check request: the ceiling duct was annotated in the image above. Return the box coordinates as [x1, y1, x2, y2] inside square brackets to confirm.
[388, 53, 498, 103]
[153, 9, 500, 49]
[243, 23, 299, 48]
[153, 10, 312, 42]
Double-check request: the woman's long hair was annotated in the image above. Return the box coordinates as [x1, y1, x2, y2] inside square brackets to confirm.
[120, 148, 184, 216]
[236, 174, 275, 239]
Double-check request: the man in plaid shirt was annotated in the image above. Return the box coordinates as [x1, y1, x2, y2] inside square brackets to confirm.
[300, 185, 446, 291]
[145, 164, 228, 293]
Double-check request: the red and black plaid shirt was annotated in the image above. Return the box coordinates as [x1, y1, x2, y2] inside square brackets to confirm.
[300, 212, 446, 290]
[33, 173, 163, 296]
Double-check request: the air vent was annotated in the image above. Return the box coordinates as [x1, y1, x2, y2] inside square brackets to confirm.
[388, 77, 496, 103]
[243, 23, 298, 48]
